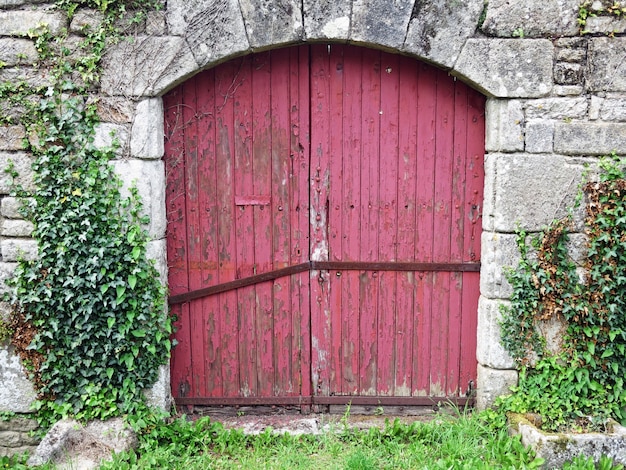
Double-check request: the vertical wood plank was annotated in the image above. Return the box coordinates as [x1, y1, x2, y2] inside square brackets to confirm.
[251, 52, 274, 397]
[183, 78, 207, 398]
[446, 81, 468, 396]
[197, 70, 222, 397]
[395, 56, 418, 396]
[377, 51, 400, 396]
[270, 48, 294, 395]
[291, 45, 311, 400]
[214, 62, 239, 397]
[233, 57, 258, 398]
[359, 48, 381, 395]
[341, 47, 362, 395]
[309, 44, 332, 398]
[328, 44, 344, 394]
[413, 62, 437, 396]
[164, 87, 192, 399]
[429, 68, 455, 396]
[460, 87, 485, 396]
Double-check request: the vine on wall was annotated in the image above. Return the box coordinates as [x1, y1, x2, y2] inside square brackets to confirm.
[0, 0, 172, 429]
[500, 153, 626, 432]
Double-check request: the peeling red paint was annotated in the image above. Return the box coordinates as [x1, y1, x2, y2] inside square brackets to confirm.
[164, 44, 484, 407]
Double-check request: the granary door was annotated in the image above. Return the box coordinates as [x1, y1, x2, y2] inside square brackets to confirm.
[164, 45, 485, 410]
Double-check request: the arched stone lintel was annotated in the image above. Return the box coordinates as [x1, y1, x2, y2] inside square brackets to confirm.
[103, 0, 525, 98]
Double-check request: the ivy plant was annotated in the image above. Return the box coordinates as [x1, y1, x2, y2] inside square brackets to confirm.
[499, 153, 626, 432]
[0, 0, 172, 430]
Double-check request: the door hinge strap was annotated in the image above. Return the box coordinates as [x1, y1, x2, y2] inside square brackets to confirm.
[168, 261, 480, 305]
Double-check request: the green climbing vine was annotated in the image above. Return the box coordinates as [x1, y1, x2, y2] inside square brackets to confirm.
[0, 0, 172, 430]
[499, 153, 626, 432]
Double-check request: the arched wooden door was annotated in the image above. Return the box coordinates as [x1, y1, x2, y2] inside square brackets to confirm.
[164, 45, 485, 409]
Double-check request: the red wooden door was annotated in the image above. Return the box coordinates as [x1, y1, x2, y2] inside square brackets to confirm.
[164, 45, 484, 408]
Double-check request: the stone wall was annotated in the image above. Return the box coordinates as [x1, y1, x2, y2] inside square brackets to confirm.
[0, 415, 39, 457]
[0, 0, 625, 423]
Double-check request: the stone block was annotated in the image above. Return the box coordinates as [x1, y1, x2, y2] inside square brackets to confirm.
[0, 66, 52, 90]
[0, 10, 66, 36]
[525, 120, 554, 154]
[0, 152, 32, 195]
[28, 417, 138, 468]
[490, 153, 585, 232]
[69, 9, 104, 34]
[0, 263, 16, 294]
[95, 97, 135, 124]
[482, 153, 496, 231]
[556, 46, 587, 63]
[101, 36, 200, 97]
[146, 11, 166, 36]
[0, 416, 38, 433]
[553, 85, 583, 96]
[587, 38, 626, 92]
[485, 99, 524, 152]
[0, 38, 37, 66]
[403, 0, 484, 69]
[350, 0, 413, 50]
[554, 62, 583, 86]
[1, 219, 33, 237]
[554, 122, 626, 155]
[476, 364, 517, 410]
[0, 125, 26, 151]
[600, 97, 626, 122]
[0, 0, 48, 7]
[182, 0, 250, 69]
[303, 0, 351, 40]
[93, 123, 130, 157]
[1, 197, 26, 219]
[239, 0, 303, 49]
[481, 0, 579, 37]
[144, 364, 171, 410]
[1, 240, 37, 262]
[146, 239, 167, 286]
[130, 98, 164, 160]
[480, 232, 521, 300]
[0, 345, 36, 413]
[513, 418, 626, 469]
[454, 39, 553, 98]
[111, 159, 166, 240]
[166, 0, 216, 35]
[0, 431, 21, 447]
[476, 296, 516, 370]
[524, 97, 588, 121]
[589, 96, 603, 121]
[584, 15, 626, 35]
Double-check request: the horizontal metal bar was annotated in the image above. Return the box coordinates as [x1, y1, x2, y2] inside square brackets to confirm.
[312, 396, 472, 407]
[174, 395, 472, 407]
[313, 261, 480, 273]
[168, 261, 481, 305]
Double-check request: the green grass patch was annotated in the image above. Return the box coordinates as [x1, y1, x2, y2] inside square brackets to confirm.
[4, 409, 624, 469]
[105, 410, 545, 469]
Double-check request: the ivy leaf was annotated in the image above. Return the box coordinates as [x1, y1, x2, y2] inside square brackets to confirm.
[128, 274, 137, 290]
[107, 317, 115, 329]
[131, 329, 146, 338]
[116, 285, 126, 301]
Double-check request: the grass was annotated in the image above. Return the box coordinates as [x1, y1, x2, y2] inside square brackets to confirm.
[1, 409, 623, 469]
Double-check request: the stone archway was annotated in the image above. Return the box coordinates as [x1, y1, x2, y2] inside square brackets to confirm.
[97, 0, 569, 410]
